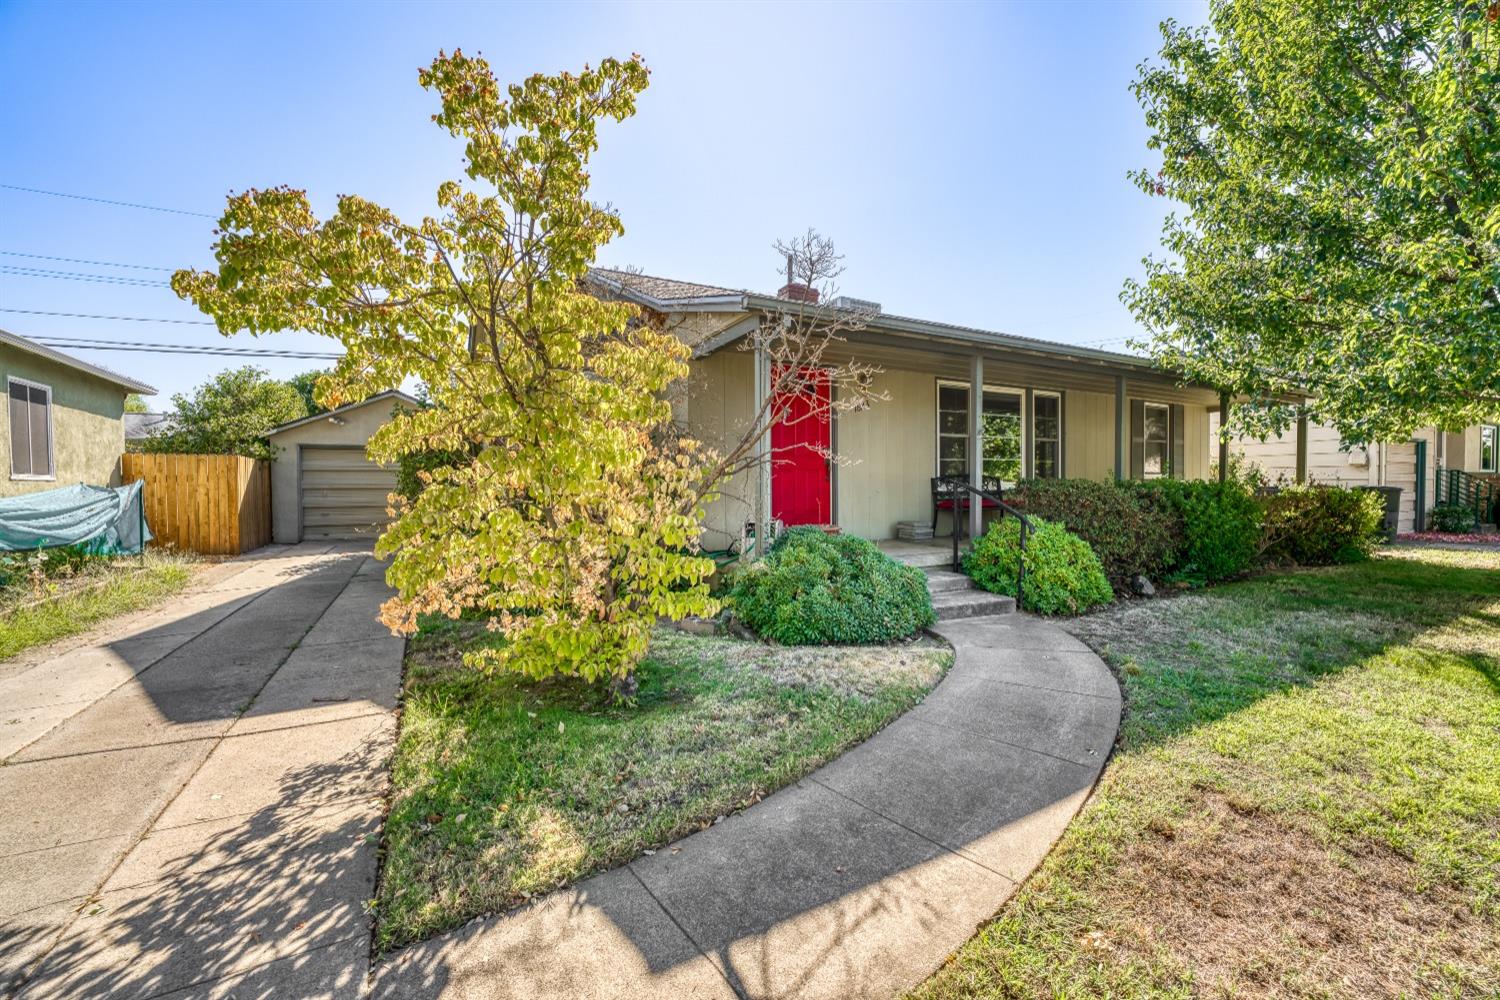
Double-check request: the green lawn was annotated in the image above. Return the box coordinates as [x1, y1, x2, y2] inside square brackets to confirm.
[0, 550, 196, 660]
[914, 548, 1500, 999]
[375, 622, 951, 952]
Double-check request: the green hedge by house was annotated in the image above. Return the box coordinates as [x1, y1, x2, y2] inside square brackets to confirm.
[729, 528, 934, 644]
[1010, 478, 1182, 590]
[1143, 479, 1263, 584]
[1260, 486, 1386, 565]
[964, 517, 1113, 616]
[1428, 501, 1478, 533]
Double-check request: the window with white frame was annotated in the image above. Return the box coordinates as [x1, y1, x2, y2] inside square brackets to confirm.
[1141, 402, 1170, 479]
[1483, 425, 1498, 473]
[1033, 392, 1061, 478]
[935, 381, 1029, 484]
[8, 377, 54, 479]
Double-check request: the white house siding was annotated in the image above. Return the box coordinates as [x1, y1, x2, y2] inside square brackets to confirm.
[834, 368, 937, 540]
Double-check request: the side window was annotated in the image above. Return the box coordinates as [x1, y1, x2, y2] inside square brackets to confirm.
[1033, 392, 1062, 478]
[8, 378, 53, 478]
[1482, 425, 1497, 473]
[1141, 402, 1170, 479]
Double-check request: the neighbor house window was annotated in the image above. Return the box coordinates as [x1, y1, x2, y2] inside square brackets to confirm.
[936, 381, 1024, 484]
[1483, 425, 1498, 473]
[1033, 392, 1061, 478]
[8, 377, 54, 479]
[1141, 402, 1170, 479]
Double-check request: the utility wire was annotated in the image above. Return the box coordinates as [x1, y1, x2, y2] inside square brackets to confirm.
[0, 183, 216, 219]
[36, 340, 340, 360]
[0, 250, 174, 272]
[38, 333, 339, 357]
[0, 264, 170, 288]
[0, 307, 217, 325]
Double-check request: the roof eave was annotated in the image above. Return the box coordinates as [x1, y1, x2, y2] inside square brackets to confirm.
[0, 329, 157, 395]
[266, 389, 422, 436]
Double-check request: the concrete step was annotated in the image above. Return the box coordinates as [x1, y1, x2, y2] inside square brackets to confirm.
[931, 589, 1016, 620]
[923, 569, 974, 594]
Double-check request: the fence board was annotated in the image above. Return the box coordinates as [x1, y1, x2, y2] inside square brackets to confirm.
[121, 453, 272, 555]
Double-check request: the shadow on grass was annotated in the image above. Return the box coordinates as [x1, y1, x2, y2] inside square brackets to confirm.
[1063, 548, 1500, 751]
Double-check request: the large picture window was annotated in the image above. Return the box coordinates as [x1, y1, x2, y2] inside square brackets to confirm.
[935, 381, 1033, 484]
[8, 377, 54, 479]
[1483, 425, 1498, 473]
[1033, 391, 1061, 479]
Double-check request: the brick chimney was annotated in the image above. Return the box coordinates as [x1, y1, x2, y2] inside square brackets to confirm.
[777, 253, 819, 303]
[777, 281, 819, 303]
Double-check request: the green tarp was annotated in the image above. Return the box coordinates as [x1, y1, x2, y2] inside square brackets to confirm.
[0, 482, 151, 554]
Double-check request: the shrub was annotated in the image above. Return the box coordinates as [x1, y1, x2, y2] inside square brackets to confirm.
[964, 517, 1113, 616]
[729, 528, 934, 644]
[1428, 502, 1478, 533]
[1145, 479, 1262, 583]
[1010, 478, 1182, 589]
[1260, 486, 1385, 565]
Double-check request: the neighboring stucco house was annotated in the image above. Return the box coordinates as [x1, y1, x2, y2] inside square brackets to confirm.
[1, 329, 156, 499]
[589, 270, 1229, 552]
[1212, 414, 1499, 533]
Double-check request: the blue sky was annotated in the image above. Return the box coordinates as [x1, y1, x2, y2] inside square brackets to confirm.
[0, 0, 1205, 405]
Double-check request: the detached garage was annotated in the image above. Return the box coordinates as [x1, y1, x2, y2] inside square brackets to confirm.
[266, 390, 419, 544]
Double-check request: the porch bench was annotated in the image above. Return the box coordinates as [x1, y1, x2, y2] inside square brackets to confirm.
[931, 476, 1003, 538]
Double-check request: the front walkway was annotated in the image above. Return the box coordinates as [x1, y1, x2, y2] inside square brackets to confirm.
[0, 543, 403, 1000]
[372, 614, 1121, 1000]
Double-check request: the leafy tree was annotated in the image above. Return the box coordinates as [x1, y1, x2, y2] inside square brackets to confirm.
[123, 393, 150, 414]
[172, 53, 883, 694]
[287, 369, 331, 416]
[1124, 1, 1500, 443]
[140, 366, 306, 461]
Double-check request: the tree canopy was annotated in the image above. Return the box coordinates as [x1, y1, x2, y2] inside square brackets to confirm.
[140, 365, 306, 461]
[1124, 0, 1500, 443]
[172, 52, 714, 688]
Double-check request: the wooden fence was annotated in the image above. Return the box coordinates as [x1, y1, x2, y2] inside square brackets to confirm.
[120, 453, 272, 555]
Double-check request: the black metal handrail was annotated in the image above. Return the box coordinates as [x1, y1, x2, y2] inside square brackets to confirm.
[937, 474, 1033, 610]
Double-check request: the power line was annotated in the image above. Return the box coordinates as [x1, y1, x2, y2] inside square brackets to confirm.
[36, 340, 341, 360]
[0, 183, 216, 219]
[0, 307, 217, 325]
[39, 332, 339, 356]
[0, 264, 170, 288]
[0, 250, 174, 272]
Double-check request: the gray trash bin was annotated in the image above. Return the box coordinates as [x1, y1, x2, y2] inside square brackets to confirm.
[1357, 485, 1402, 543]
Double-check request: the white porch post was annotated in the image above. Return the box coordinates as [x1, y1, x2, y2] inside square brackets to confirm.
[969, 354, 984, 539]
[752, 332, 772, 559]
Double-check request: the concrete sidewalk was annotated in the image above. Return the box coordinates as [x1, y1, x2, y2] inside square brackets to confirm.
[0, 543, 403, 1000]
[371, 614, 1121, 1000]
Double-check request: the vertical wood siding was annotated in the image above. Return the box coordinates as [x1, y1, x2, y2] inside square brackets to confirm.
[121, 453, 272, 555]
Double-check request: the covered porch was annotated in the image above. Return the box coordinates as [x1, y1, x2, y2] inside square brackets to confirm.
[690, 326, 1225, 554]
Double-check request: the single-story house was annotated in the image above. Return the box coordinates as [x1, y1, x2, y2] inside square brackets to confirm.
[265, 390, 420, 543]
[1212, 414, 1500, 532]
[589, 269, 1240, 552]
[1, 328, 156, 499]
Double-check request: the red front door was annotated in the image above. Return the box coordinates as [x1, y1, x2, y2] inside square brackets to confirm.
[771, 366, 832, 526]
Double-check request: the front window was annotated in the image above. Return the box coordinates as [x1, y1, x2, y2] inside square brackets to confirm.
[935, 382, 1028, 484]
[1483, 425, 1498, 473]
[1141, 402, 1170, 479]
[1033, 392, 1061, 479]
[8, 377, 53, 479]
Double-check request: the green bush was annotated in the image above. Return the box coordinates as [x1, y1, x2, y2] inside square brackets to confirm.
[729, 528, 934, 644]
[964, 517, 1113, 616]
[1428, 502, 1478, 533]
[1010, 478, 1182, 589]
[1145, 479, 1262, 583]
[1260, 486, 1385, 565]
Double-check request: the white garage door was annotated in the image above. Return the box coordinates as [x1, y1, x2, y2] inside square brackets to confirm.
[299, 446, 398, 541]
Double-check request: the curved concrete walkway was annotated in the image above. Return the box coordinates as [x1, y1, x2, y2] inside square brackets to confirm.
[372, 614, 1122, 1000]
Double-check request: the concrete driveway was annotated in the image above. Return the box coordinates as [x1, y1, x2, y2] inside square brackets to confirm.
[0, 543, 403, 999]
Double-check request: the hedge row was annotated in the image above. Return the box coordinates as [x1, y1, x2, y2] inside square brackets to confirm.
[1008, 478, 1385, 590]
